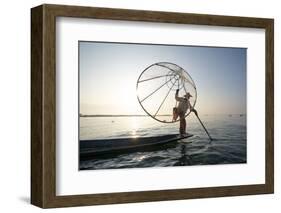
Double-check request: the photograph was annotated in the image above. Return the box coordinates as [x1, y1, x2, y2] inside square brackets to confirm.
[79, 41, 247, 170]
[30, 3, 274, 208]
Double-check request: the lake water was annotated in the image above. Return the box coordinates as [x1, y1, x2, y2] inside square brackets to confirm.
[79, 114, 246, 170]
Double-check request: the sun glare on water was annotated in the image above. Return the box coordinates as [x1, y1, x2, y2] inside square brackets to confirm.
[130, 117, 140, 138]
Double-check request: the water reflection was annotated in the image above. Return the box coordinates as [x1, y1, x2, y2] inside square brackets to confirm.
[174, 144, 192, 166]
[80, 115, 247, 170]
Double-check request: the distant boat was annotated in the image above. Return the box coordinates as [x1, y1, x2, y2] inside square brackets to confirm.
[240, 114, 244, 117]
[80, 134, 193, 159]
[228, 114, 232, 117]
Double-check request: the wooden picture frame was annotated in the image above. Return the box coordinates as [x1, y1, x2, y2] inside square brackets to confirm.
[31, 4, 274, 208]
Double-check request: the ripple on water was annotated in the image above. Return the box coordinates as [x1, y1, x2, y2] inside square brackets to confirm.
[80, 115, 247, 170]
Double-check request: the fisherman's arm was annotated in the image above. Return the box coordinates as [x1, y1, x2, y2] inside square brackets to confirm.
[175, 89, 181, 101]
[189, 100, 198, 116]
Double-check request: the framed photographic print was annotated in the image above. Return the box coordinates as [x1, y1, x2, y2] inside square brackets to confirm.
[31, 4, 274, 208]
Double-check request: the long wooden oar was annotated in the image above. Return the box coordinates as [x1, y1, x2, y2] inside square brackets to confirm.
[193, 111, 213, 141]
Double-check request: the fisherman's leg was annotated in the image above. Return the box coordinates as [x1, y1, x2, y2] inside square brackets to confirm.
[179, 119, 182, 134]
[173, 107, 179, 121]
[179, 115, 185, 135]
[183, 118, 186, 134]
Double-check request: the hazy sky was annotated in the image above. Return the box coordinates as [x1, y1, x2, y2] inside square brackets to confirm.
[79, 41, 246, 115]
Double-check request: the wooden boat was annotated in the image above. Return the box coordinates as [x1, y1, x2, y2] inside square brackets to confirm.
[80, 134, 193, 159]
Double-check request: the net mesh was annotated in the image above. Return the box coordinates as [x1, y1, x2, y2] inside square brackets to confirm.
[137, 62, 197, 123]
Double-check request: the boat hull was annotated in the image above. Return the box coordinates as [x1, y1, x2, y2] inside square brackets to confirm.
[80, 134, 193, 159]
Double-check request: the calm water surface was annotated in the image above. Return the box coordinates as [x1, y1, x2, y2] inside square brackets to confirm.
[79, 114, 246, 170]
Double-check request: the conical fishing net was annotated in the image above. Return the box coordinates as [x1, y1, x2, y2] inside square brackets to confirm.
[136, 62, 197, 123]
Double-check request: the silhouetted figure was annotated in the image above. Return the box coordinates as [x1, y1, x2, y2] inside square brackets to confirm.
[173, 89, 197, 136]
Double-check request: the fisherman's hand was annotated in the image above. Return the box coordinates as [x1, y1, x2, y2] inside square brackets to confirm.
[192, 109, 198, 116]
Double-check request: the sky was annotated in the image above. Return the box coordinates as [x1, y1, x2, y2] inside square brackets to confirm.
[79, 41, 246, 115]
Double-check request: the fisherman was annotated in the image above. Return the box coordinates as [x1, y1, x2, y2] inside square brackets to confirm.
[173, 89, 197, 136]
